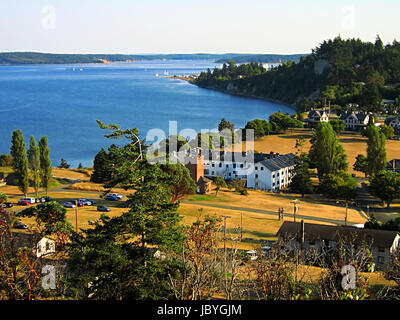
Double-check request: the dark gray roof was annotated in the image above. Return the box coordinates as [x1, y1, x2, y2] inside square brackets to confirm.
[204, 151, 283, 164]
[259, 153, 295, 172]
[277, 221, 399, 249]
[340, 111, 369, 122]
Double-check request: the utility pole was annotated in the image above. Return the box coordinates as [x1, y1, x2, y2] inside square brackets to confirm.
[291, 199, 299, 222]
[345, 201, 348, 226]
[75, 200, 78, 233]
[240, 213, 243, 241]
[222, 215, 231, 296]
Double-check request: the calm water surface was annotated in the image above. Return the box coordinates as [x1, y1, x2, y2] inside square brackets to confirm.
[0, 60, 294, 167]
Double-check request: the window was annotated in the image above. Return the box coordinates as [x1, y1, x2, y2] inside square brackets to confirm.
[240, 164, 243, 168]
[229, 172, 231, 177]
[255, 166, 258, 170]
[272, 174, 275, 178]
[378, 247, 385, 253]
[219, 163, 222, 168]
[233, 164, 236, 169]
[261, 167, 264, 171]
[255, 174, 258, 178]
[212, 171, 215, 175]
[204, 169, 209, 175]
[212, 163, 215, 167]
[378, 256, 385, 264]
[226, 164, 229, 168]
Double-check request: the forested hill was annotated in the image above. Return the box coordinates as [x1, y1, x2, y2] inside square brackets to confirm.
[0, 52, 304, 65]
[215, 54, 305, 64]
[194, 37, 400, 112]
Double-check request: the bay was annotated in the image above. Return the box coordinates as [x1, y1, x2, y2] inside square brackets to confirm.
[0, 60, 294, 167]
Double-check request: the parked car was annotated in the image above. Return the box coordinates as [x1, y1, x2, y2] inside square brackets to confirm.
[97, 205, 111, 212]
[105, 194, 120, 201]
[19, 197, 36, 204]
[2, 202, 13, 208]
[43, 196, 53, 202]
[63, 202, 76, 208]
[109, 193, 123, 200]
[35, 197, 46, 203]
[17, 200, 30, 206]
[78, 199, 93, 206]
[13, 222, 28, 229]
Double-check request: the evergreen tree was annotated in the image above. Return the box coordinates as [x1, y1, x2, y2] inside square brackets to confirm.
[289, 154, 314, 198]
[38, 136, 52, 194]
[353, 154, 368, 177]
[10, 130, 29, 196]
[214, 175, 227, 196]
[369, 170, 400, 208]
[90, 148, 109, 183]
[309, 122, 348, 180]
[366, 124, 387, 176]
[58, 158, 70, 169]
[27, 136, 41, 197]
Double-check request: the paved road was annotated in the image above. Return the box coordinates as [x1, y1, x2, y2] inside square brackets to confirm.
[183, 201, 365, 226]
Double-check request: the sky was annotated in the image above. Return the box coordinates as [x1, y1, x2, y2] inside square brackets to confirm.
[0, 0, 399, 54]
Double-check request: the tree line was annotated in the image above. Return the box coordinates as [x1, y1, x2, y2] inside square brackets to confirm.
[4, 130, 52, 196]
[195, 36, 400, 115]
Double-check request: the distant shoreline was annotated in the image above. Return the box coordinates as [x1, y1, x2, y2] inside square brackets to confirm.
[169, 75, 297, 111]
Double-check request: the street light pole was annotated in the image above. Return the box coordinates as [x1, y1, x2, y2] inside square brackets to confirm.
[75, 200, 78, 233]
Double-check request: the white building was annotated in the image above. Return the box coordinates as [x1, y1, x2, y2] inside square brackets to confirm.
[304, 110, 329, 128]
[340, 111, 371, 131]
[203, 151, 295, 191]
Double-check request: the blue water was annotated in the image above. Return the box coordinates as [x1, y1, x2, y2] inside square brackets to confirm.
[0, 60, 294, 167]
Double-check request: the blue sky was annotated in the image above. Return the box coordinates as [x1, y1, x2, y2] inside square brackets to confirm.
[0, 0, 399, 54]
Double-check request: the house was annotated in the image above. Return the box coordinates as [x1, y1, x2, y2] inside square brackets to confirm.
[339, 111, 371, 131]
[277, 221, 400, 270]
[202, 150, 295, 191]
[387, 159, 400, 173]
[11, 232, 56, 258]
[304, 110, 329, 128]
[385, 117, 400, 132]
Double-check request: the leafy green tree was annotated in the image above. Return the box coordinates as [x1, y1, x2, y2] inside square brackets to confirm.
[0, 154, 12, 167]
[366, 124, 387, 176]
[269, 112, 303, 132]
[0, 192, 7, 205]
[78, 163, 83, 169]
[369, 170, 400, 208]
[289, 154, 314, 198]
[319, 173, 357, 201]
[10, 129, 29, 196]
[309, 123, 348, 180]
[218, 118, 235, 132]
[38, 136, 52, 194]
[161, 163, 196, 202]
[58, 158, 70, 169]
[353, 154, 368, 177]
[380, 124, 395, 139]
[329, 119, 346, 135]
[19, 201, 72, 236]
[27, 136, 41, 197]
[245, 119, 272, 138]
[214, 175, 227, 196]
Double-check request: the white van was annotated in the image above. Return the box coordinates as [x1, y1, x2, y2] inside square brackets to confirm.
[20, 197, 36, 204]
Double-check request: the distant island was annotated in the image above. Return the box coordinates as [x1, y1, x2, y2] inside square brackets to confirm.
[0, 52, 306, 65]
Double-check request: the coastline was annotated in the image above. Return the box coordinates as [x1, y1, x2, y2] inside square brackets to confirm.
[169, 75, 297, 111]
